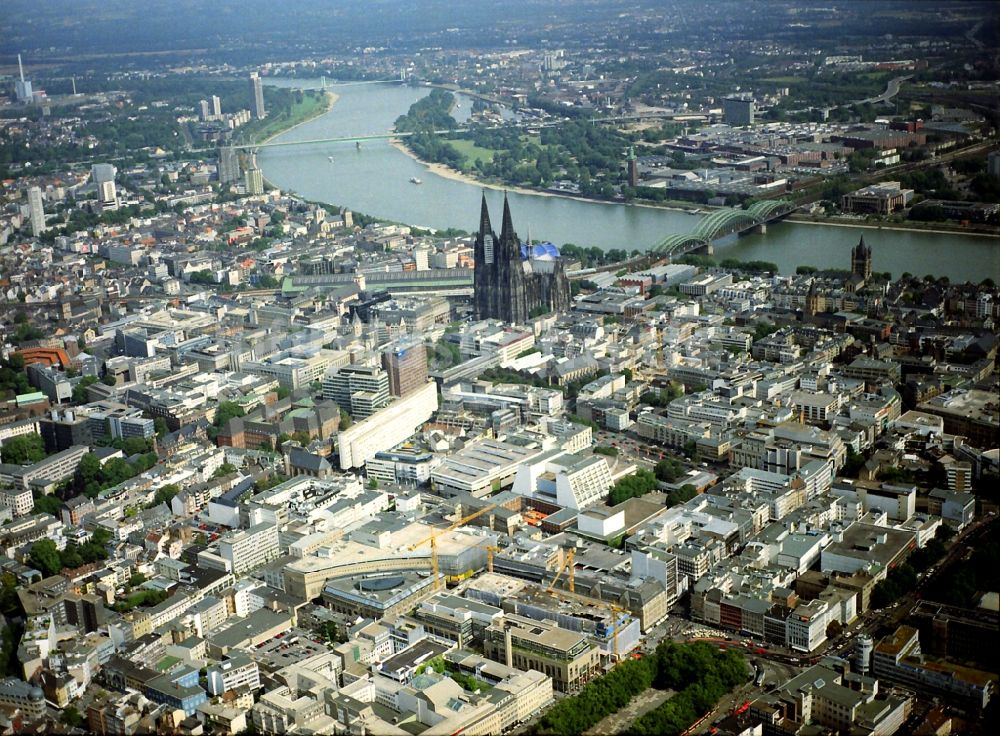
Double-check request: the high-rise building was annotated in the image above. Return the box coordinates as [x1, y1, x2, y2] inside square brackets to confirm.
[323, 365, 390, 419]
[723, 96, 755, 126]
[218, 523, 279, 575]
[27, 186, 44, 237]
[249, 72, 266, 120]
[473, 194, 570, 323]
[91, 163, 118, 209]
[382, 340, 428, 398]
[244, 167, 264, 195]
[211, 95, 222, 118]
[14, 54, 33, 103]
[199, 99, 210, 122]
[219, 147, 241, 184]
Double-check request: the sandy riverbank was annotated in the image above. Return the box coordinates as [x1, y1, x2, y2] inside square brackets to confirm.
[388, 139, 707, 215]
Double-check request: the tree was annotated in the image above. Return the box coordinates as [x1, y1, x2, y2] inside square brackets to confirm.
[31, 492, 62, 517]
[339, 409, 353, 430]
[118, 436, 153, 456]
[149, 484, 180, 508]
[214, 401, 246, 426]
[72, 375, 100, 403]
[30, 539, 62, 576]
[73, 452, 102, 494]
[0, 354, 30, 397]
[607, 469, 659, 506]
[667, 484, 698, 506]
[655, 458, 683, 483]
[212, 463, 237, 479]
[0, 433, 46, 464]
[61, 706, 84, 728]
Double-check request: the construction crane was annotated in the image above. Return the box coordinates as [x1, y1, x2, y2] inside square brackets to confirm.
[545, 546, 576, 594]
[407, 503, 498, 590]
[542, 582, 631, 664]
[482, 543, 500, 573]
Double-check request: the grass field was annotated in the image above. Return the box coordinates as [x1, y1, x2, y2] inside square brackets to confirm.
[448, 133, 547, 170]
[241, 92, 329, 144]
[448, 138, 498, 166]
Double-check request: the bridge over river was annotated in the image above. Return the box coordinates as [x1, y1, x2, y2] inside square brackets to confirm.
[650, 199, 797, 259]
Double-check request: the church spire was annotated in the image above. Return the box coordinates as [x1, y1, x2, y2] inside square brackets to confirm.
[478, 191, 492, 237]
[500, 192, 517, 245]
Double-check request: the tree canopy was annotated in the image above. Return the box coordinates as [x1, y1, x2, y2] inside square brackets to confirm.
[0, 433, 46, 465]
[607, 469, 659, 506]
[533, 641, 746, 736]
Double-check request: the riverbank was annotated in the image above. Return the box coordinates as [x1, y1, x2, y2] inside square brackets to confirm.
[256, 82, 992, 282]
[389, 138, 709, 215]
[259, 91, 339, 192]
[259, 90, 339, 146]
[786, 213, 1000, 239]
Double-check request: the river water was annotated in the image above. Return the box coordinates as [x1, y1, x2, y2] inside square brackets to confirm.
[259, 79, 999, 282]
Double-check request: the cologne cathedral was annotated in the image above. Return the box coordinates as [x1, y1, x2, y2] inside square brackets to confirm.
[472, 194, 571, 323]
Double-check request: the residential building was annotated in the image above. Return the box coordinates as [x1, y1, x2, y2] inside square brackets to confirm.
[218, 523, 280, 575]
[250, 72, 266, 119]
[206, 656, 260, 696]
[27, 186, 44, 237]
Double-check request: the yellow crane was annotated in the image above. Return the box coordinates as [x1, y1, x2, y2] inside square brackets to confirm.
[482, 543, 500, 573]
[545, 546, 576, 594]
[542, 582, 631, 664]
[407, 503, 498, 590]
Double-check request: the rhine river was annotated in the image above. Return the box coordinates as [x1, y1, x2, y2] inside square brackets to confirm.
[258, 80, 999, 282]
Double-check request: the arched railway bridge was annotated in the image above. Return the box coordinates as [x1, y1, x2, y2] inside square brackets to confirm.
[650, 199, 797, 259]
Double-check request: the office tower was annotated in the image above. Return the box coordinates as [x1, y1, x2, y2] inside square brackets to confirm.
[244, 168, 264, 195]
[382, 340, 428, 398]
[199, 99, 210, 121]
[323, 365, 390, 419]
[27, 186, 44, 237]
[250, 72, 266, 120]
[14, 54, 33, 103]
[722, 96, 755, 126]
[211, 95, 222, 118]
[473, 194, 570, 323]
[91, 163, 118, 209]
[219, 147, 241, 184]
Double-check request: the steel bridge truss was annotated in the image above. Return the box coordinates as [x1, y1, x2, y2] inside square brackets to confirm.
[650, 200, 794, 258]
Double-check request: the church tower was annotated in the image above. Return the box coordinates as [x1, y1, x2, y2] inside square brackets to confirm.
[851, 236, 872, 283]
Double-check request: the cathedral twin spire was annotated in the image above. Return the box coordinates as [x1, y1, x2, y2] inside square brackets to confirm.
[478, 192, 518, 247]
